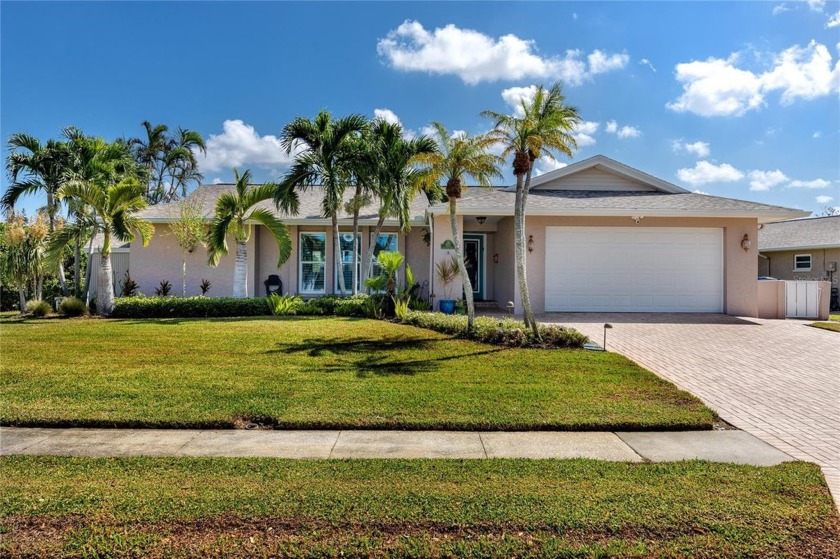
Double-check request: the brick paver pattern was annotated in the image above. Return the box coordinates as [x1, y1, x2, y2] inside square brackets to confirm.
[537, 313, 840, 506]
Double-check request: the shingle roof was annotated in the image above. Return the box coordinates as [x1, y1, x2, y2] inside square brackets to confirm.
[758, 215, 840, 251]
[431, 189, 808, 222]
[136, 184, 432, 224]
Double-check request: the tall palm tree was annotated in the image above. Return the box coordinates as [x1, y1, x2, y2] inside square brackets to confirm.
[482, 82, 580, 336]
[3, 133, 70, 294]
[415, 123, 502, 330]
[207, 168, 292, 298]
[276, 110, 366, 295]
[47, 138, 153, 315]
[128, 121, 206, 204]
[362, 119, 437, 284]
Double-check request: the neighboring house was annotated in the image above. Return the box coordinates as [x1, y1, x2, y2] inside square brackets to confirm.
[758, 215, 840, 287]
[131, 155, 807, 317]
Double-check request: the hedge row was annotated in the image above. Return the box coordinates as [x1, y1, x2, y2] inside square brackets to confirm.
[397, 311, 589, 349]
[111, 296, 271, 318]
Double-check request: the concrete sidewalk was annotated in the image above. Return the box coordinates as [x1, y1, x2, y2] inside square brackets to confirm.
[0, 427, 793, 465]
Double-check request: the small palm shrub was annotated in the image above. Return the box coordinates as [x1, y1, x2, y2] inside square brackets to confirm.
[119, 271, 139, 297]
[154, 280, 172, 296]
[59, 296, 88, 317]
[393, 297, 410, 320]
[268, 294, 304, 316]
[199, 278, 212, 296]
[25, 299, 52, 317]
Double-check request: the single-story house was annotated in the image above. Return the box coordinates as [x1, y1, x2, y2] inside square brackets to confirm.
[758, 215, 839, 286]
[128, 155, 809, 317]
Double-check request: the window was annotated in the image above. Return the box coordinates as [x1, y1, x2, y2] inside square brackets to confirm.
[370, 233, 399, 290]
[794, 254, 812, 272]
[299, 232, 326, 294]
[335, 233, 361, 293]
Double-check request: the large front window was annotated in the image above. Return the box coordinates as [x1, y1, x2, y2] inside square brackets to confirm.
[299, 232, 326, 294]
[336, 233, 361, 293]
[370, 233, 399, 289]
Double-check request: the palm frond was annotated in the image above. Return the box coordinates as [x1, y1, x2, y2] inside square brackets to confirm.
[247, 208, 292, 266]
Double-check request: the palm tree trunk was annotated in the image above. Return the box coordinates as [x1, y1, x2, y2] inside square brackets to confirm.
[513, 173, 537, 336]
[36, 275, 43, 301]
[96, 251, 116, 316]
[364, 215, 387, 288]
[233, 241, 248, 298]
[333, 214, 346, 295]
[84, 231, 96, 305]
[450, 198, 475, 330]
[74, 234, 82, 298]
[351, 185, 362, 295]
[18, 286, 26, 312]
[182, 252, 187, 297]
[521, 168, 539, 338]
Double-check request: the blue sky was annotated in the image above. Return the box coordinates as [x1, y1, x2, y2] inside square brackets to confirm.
[2, 1, 838, 215]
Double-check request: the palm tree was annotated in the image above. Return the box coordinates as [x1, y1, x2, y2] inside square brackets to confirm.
[482, 82, 580, 337]
[207, 168, 292, 298]
[128, 121, 206, 204]
[47, 138, 153, 315]
[415, 123, 502, 330]
[3, 133, 70, 294]
[1, 212, 48, 309]
[362, 119, 437, 284]
[276, 110, 367, 295]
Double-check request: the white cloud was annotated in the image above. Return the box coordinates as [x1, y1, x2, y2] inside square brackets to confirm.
[672, 140, 711, 157]
[588, 50, 630, 75]
[693, 189, 711, 195]
[639, 58, 657, 72]
[604, 120, 640, 139]
[789, 178, 831, 188]
[807, 0, 825, 11]
[198, 120, 296, 173]
[772, 3, 792, 14]
[533, 157, 568, 176]
[212, 177, 223, 185]
[816, 195, 834, 204]
[377, 20, 628, 85]
[826, 9, 840, 27]
[748, 169, 789, 191]
[373, 108, 401, 125]
[572, 120, 599, 146]
[813, 131, 822, 138]
[677, 161, 744, 186]
[500, 85, 537, 116]
[667, 40, 840, 116]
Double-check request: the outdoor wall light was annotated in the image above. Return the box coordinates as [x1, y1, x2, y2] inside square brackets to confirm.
[630, 216, 644, 224]
[476, 216, 487, 225]
[741, 233, 752, 252]
[527, 234, 535, 253]
[493, 253, 499, 263]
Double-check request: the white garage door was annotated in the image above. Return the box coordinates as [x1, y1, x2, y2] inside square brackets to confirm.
[544, 227, 723, 312]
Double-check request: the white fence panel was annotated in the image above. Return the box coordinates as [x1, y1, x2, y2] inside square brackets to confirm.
[785, 281, 821, 318]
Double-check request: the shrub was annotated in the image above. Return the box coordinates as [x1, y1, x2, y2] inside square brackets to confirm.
[199, 278, 212, 296]
[398, 310, 588, 349]
[119, 271, 139, 297]
[393, 297, 410, 320]
[268, 294, 303, 316]
[59, 296, 88, 317]
[25, 299, 52, 317]
[154, 280, 172, 297]
[111, 296, 271, 318]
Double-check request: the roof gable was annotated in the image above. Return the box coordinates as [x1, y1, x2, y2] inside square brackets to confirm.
[528, 155, 687, 194]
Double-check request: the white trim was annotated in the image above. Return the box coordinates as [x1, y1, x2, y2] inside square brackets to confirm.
[462, 233, 486, 299]
[793, 253, 812, 272]
[298, 231, 327, 295]
[760, 244, 838, 252]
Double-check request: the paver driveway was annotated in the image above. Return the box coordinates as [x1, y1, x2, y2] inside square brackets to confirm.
[540, 313, 840, 505]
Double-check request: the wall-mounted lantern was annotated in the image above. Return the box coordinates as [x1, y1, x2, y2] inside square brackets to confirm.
[741, 234, 751, 252]
[476, 216, 487, 225]
[527, 234, 535, 253]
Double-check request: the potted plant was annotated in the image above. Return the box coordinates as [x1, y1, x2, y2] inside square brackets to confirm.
[435, 257, 458, 314]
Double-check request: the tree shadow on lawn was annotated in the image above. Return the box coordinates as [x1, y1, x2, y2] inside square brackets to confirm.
[267, 336, 504, 377]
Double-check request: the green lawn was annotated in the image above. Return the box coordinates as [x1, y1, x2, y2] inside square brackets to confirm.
[2, 456, 837, 557]
[811, 321, 840, 333]
[0, 316, 714, 430]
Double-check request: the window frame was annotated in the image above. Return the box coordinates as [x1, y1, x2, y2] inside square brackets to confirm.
[334, 232, 362, 293]
[298, 231, 327, 295]
[793, 253, 812, 272]
[369, 232, 400, 293]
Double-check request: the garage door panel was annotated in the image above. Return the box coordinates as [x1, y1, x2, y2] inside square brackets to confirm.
[545, 227, 723, 312]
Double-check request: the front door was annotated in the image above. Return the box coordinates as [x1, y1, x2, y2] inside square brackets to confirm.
[462, 234, 485, 301]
